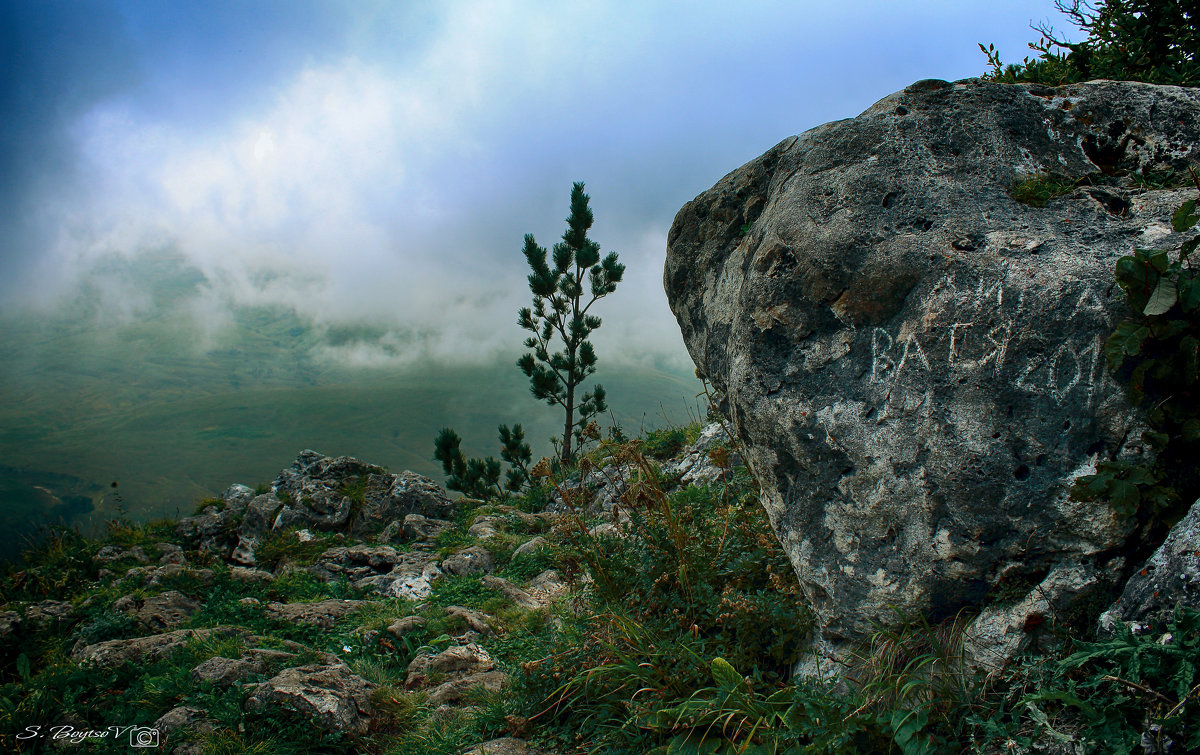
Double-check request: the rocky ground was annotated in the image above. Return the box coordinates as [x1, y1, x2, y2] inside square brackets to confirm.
[0, 424, 735, 754]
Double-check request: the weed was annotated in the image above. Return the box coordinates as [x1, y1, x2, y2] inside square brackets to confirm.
[1010, 173, 1080, 207]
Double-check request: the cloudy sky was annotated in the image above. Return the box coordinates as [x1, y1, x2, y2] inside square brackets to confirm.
[1, 0, 1075, 369]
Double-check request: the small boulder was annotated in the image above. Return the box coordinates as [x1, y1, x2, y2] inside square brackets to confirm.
[406, 643, 494, 688]
[481, 575, 541, 610]
[441, 546, 494, 577]
[461, 737, 543, 755]
[444, 606, 495, 636]
[264, 599, 366, 628]
[113, 590, 201, 630]
[512, 536, 548, 559]
[74, 626, 245, 668]
[387, 616, 427, 638]
[191, 656, 262, 686]
[245, 663, 377, 735]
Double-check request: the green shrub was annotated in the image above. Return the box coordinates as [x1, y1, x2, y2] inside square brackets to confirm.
[981, 0, 1200, 87]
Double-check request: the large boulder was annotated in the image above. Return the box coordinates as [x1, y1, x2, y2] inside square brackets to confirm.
[665, 79, 1200, 651]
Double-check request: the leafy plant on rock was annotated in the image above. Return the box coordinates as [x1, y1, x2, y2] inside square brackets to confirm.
[1072, 187, 1200, 524]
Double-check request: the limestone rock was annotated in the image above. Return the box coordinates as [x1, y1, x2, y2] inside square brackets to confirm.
[512, 536, 549, 559]
[387, 616, 427, 638]
[444, 606, 495, 636]
[406, 643, 494, 688]
[271, 450, 455, 538]
[113, 590, 201, 630]
[1101, 497, 1200, 633]
[263, 599, 366, 628]
[175, 484, 253, 553]
[230, 566, 275, 583]
[153, 706, 214, 736]
[401, 513, 454, 541]
[244, 663, 377, 735]
[461, 738, 542, 755]
[665, 78, 1200, 650]
[427, 669, 507, 705]
[441, 546, 494, 577]
[481, 575, 542, 610]
[73, 626, 245, 667]
[664, 422, 742, 487]
[191, 655, 263, 686]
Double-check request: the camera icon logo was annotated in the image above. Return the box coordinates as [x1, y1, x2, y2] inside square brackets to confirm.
[129, 727, 160, 747]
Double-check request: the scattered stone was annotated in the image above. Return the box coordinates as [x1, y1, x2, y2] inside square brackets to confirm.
[1101, 497, 1200, 634]
[191, 656, 262, 686]
[428, 669, 508, 705]
[548, 464, 643, 514]
[461, 737, 543, 755]
[512, 536, 548, 559]
[466, 515, 503, 540]
[402, 513, 454, 541]
[25, 599, 76, 625]
[113, 590, 201, 630]
[73, 626, 246, 667]
[481, 575, 541, 610]
[664, 78, 1200, 653]
[0, 611, 20, 639]
[263, 599, 366, 628]
[230, 566, 275, 583]
[230, 536, 258, 566]
[245, 663, 377, 735]
[441, 546, 494, 577]
[444, 606, 495, 635]
[525, 570, 570, 604]
[964, 563, 1105, 672]
[176, 485, 253, 553]
[270, 451, 456, 538]
[121, 564, 215, 589]
[153, 706, 214, 736]
[406, 643, 495, 688]
[156, 543, 187, 565]
[387, 616, 427, 638]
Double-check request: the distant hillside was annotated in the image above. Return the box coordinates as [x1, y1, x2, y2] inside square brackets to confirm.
[0, 255, 701, 559]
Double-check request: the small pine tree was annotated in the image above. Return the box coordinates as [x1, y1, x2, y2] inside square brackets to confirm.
[518, 182, 625, 466]
[434, 424, 532, 500]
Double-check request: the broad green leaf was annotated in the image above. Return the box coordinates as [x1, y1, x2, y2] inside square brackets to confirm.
[1179, 276, 1200, 313]
[1172, 198, 1199, 232]
[1183, 419, 1200, 442]
[1182, 236, 1200, 261]
[1149, 248, 1172, 274]
[1110, 479, 1140, 513]
[710, 657, 744, 690]
[1144, 276, 1179, 315]
[15, 653, 29, 680]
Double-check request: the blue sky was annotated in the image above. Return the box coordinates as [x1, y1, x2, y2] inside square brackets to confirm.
[1, 0, 1076, 368]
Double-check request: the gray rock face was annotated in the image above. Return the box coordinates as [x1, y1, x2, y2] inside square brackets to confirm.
[665, 79, 1200, 647]
[1101, 497, 1200, 633]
